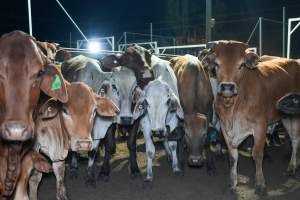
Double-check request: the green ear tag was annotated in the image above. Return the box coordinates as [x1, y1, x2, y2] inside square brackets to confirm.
[51, 74, 62, 91]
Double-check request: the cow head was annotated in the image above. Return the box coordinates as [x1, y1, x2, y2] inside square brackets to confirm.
[36, 41, 59, 63]
[184, 113, 208, 167]
[100, 44, 152, 74]
[62, 82, 119, 151]
[0, 31, 68, 142]
[133, 79, 183, 135]
[100, 53, 123, 72]
[206, 41, 259, 101]
[100, 67, 141, 125]
[39, 82, 119, 152]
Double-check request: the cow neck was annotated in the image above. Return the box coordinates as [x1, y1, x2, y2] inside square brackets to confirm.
[218, 68, 254, 133]
[3, 144, 22, 197]
[58, 111, 70, 152]
[135, 70, 154, 89]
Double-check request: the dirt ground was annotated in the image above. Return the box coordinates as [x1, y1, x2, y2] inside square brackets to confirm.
[38, 138, 300, 200]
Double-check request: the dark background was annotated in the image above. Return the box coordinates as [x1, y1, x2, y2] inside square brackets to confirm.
[0, 0, 300, 57]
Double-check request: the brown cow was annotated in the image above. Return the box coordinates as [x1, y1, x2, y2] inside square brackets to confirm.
[208, 40, 300, 193]
[0, 31, 68, 198]
[36, 41, 59, 62]
[15, 82, 119, 200]
[170, 55, 215, 172]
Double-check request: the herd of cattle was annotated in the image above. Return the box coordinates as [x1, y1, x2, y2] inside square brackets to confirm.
[0, 30, 300, 200]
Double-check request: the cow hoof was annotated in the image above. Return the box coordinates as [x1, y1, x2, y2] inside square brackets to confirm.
[223, 188, 238, 200]
[57, 193, 69, 200]
[206, 162, 217, 176]
[130, 170, 141, 179]
[206, 167, 217, 176]
[142, 178, 153, 189]
[85, 178, 97, 188]
[255, 185, 267, 196]
[69, 168, 78, 179]
[173, 169, 184, 177]
[98, 173, 110, 182]
[286, 168, 297, 177]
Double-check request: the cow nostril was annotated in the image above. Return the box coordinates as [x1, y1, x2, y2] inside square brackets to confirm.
[1, 121, 32, 141]
[120, 116, 132, 125]
[221, 84, 225, 91]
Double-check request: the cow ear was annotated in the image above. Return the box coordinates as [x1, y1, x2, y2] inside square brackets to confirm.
[38, 99, 60, 120]
[168, 93, 184, 120]
[95, 95, 120, 117]
[98, 80, 111, 96]
[132, 86, 144, 104]
[133, 98, 147, 121]
[244, 50, 259, 69]
[100, 54, 122, 71]
[40, 65, 68, 103]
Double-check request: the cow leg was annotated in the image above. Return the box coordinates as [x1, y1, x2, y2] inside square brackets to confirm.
[127, 121, 141, 178]
[204, 136, 217, 176]
[69, 152, 78, 179]
[252, 129, 267, 194]
[53, 161, 68, 200]
[85, 146, 99, 187]
[287, 134, 299, 175]
[167, 140, 181, 174]
[283, 118, 300, 175]
[227, 146, 239, 192]
[163, 139, 172, 163]
[28, 170, 43, 200]
[99, 124, 116, 182]
[144, 130, 155, 182]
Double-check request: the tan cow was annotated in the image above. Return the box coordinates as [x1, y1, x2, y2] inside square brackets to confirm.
[208, 40, 300, 193]
[14, 82, 119, 200]
[0, 31, 68, 199]
[170, 55, 215, 172]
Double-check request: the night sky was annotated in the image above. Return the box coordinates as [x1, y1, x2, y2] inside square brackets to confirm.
[0, 0, 300, 56]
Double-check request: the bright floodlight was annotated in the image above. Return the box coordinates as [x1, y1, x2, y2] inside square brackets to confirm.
[88, 41, 101, 53]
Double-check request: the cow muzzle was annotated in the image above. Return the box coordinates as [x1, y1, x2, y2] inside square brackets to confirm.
[73, 139, 92, 151]
[120, 116, 133, 125]
[1, 121, 32, 141]
[188, 155, 204, 167]
[151, 129, 165, 137]
[217, 82, 238, 97]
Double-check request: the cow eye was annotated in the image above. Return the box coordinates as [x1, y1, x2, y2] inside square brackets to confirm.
[62, 106, 69, 115]
[38, 69, 45, 77]
[112, 84, 119, 94]
[214, 63, 220, 70]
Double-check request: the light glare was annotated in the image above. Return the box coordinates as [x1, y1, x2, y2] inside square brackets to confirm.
[88, 41, 101, 53]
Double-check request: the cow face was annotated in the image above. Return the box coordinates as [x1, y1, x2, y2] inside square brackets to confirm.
[108, 67, 141, 125]
[36, 41, 59, 63]
[184, 114, 208, 167]
[0, 31, 68, 142]
[207, 41, 259, 100]
[133, 79, 183, 135]
[120, 44, 152, 73]
[61, 83, 119, 151]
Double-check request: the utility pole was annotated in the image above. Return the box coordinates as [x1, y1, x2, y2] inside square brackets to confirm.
[150, 22, 153, 42]
[259, 17, 262, 56]
[28, 0, 32, 35]
[206, 0, 212, 42]
[282, 7, 286, 57]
